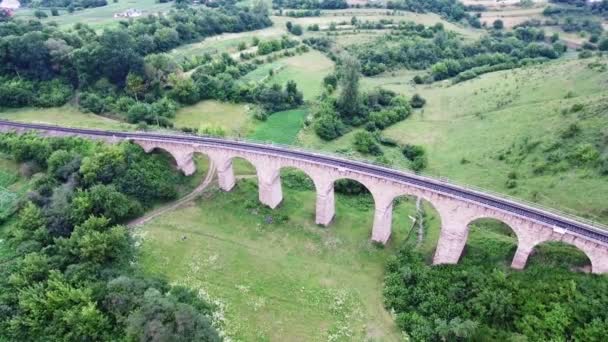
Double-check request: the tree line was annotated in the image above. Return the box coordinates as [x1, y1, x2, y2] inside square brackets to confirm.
[349, 22, 565, 81]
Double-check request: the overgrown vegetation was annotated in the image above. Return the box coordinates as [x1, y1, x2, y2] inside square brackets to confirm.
[384, 223, 608, 341]
[0, 133, 221, 340]
[350, 22, 564, 81]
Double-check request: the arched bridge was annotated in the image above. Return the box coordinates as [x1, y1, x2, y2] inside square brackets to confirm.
[2, 120, 608, 273]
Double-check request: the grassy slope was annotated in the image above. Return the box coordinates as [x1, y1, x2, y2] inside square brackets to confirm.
[0, 106, 131, 130]
[269, 51, 335, 101]
[138, 178, 441, 341]
[174, 100, 252, 136]
[299, 57, 608, 223]
[249, 108, 308, 144]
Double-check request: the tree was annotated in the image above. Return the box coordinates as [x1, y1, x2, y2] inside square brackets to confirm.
[493, 19, 504, 30]
[337, 55, 361, 120]
[599, 38, 608, 51]
[353, 131, 382, 156]
[8, 271, 111, 341]
[126, 288, 221, 341]
[126, 73, 146, 100]
[411, 94, 426, 108]
[34, 10, 48, 19]
[290, 24, 303, 36]
[51, 8, 59, 16]
[252, 0, 270, 16]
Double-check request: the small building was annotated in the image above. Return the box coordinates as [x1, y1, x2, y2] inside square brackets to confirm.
[113, 8, 143, 18]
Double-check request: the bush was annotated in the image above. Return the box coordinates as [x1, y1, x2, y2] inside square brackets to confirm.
[402, 144, 427, 171]
[314, 114, 346, 140]
[35, 80, 72, 108]
[79, 92, 106, 114]
[353, 131, 383, 156]
[410, 94, 426, 108]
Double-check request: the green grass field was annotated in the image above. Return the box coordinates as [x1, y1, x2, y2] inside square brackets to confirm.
[0, 105, 131, 130]
[249, 108, 308, 144]
[13, 0, 173, 30]
[171, 26, 285, 62]
[269, 51, 335, 101]
[137, 177, 442, 341]
[174, 100, 253, 136]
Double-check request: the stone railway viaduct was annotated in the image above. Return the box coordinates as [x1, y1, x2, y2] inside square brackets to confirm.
[2, 120, 608, 273]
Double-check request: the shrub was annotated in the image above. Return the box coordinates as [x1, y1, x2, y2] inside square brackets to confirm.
[353, 131, 383, 156]
[79, 93, 106, 114]
[35, 80, 72, 108]
[410, 94, 426, 108]
[314, 114, 346, 140]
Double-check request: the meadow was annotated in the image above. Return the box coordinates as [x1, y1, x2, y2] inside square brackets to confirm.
[174, 100, 252, 136]
[137, 176, 442, 341]
[249, 108, 308, 144]
[299, 57, 608, 224]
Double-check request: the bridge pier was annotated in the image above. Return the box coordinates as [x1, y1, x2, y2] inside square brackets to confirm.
[315, 180, 335, 226]
[211, 155, 236, 191]
[511, 242, 535, 270]
[432, 202, 471, 265]
[371, 198, 394, 244]
[257, 166, 282, 209]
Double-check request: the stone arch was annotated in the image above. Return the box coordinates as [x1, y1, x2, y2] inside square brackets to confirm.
[276, 166, 318, 223]
[525, 237, 597, 273]
[228, 155, 259, 186]
[391, 192, 444, 256]
[331, 177, 381, 241]
[460, 216, 522, 265]
[278, 165, 318, 192]
[134, 142, 196, 176]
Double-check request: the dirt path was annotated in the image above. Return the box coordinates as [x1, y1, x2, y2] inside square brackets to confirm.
[128, 161, 217, 227]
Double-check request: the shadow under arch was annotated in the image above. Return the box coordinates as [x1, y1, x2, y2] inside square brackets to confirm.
[143, 146, 183, 171]
[526, 240, 592, 273]
[331, 178, 377, 243]
[459, 217, 520, 266]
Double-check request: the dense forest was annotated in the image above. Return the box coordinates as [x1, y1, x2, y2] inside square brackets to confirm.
[0, 133, 222, 340]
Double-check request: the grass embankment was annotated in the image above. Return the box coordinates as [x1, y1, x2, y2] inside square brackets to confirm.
[138, 175, 442, 341]
[0, 106, 131, 130]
